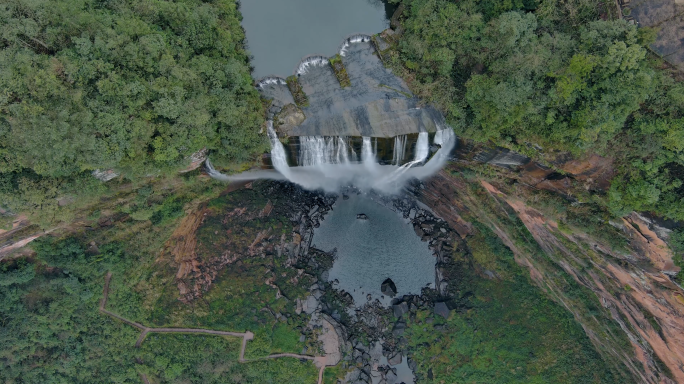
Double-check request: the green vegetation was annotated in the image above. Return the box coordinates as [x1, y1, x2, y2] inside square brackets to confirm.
[329, 55, 351, 88]
[406, 222, 626, 383]
[667, 228, 684, 284]
[387, 0, 684, 220]
[0, 0, 267, 224]
[0, 181, 321, 383]
[286, 75, 309, 107]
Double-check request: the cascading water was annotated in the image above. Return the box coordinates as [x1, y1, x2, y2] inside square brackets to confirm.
[298, 136, 357, 166]
[207, 121, 456, 194]
[266, 121, 291, 178]
[392, 135, 407, 165]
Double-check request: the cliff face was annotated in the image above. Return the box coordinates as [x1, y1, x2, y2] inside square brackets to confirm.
[419, 167, 684, 384]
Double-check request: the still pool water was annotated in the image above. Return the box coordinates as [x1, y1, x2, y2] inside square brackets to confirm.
[240, 0, 395, 78]
[312, 195, 435, 306]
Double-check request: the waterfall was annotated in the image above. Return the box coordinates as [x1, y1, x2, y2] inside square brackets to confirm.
[392, 135, 407, 165]
[414, 132, 429, 163]
[267, 121, 291, 178]
[298, 136, 354, 166]
[362, 137, 374, 163]
[339, 34, 372, 57]
[295, 56, 329, 76]
[433, 130, 443, 146]
[337, 137, 351, 163]
[256, 76, 287, 88]
[207, 121, 456, 194]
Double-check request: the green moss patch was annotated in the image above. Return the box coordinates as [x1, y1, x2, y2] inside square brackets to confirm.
[329, 55, 351, 88]
[286, 76, 309, 107]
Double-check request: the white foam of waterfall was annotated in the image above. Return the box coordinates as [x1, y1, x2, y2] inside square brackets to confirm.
[337, 137, 351, 163]
[266, 121, 292, 178]
[392, 135, 406, 165]
[295, 56, 329, 76]
[339, 34, 372, 56]
[378, 132, 430, 184]
[433, 129, 443, 146]
[298, 136, 355, 166]
[256, 76, 287, 88]
[204, 158, 285, 182]
[207, 122, 456, 194]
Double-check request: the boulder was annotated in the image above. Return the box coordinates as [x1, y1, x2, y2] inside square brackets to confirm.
[407, 356, 417, 371]
[357, 213, 369, 220]
[434, 302, 451, 319]
[385, 368, 398, 384]
[303, 295, 318, 314]
[388, 353, 402, 366]
[392, 302, 409, 318]
[92, 169, 119, 182]
[392, 321, 406, 336]
[381, 278, 397, 297]
[274, 104, 306, 137]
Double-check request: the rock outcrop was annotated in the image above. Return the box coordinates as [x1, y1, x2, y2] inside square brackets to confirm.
[273, 104, 306, 137]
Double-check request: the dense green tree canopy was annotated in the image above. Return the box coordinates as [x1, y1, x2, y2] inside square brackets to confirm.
[390, 0, 684, 220]
[0, 0, 266, 178]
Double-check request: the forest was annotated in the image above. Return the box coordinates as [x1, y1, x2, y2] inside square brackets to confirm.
[386, 0, 684, 221]
[0, 0, 267, 226]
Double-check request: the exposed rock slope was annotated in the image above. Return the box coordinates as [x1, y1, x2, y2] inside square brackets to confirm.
[419, 168, 684, 383]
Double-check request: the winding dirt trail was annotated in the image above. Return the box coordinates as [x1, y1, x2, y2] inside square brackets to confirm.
[99, 273, 326, 383]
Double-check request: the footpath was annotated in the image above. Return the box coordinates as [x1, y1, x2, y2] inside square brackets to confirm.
[99, 272, 327, 384]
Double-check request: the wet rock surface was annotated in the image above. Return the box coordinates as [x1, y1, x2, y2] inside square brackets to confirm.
[381, 278, 397, 297]
[257, 40, 445, 138]
[178, 180, 460, 383]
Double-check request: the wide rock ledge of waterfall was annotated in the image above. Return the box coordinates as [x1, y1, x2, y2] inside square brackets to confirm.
[258, 38, 444, 138]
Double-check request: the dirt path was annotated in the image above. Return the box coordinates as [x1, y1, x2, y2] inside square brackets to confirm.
[99, 273, 327, 384]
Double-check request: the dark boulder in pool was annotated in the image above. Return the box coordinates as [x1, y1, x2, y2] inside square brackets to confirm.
[381, 278, 397, 297]
[356, 213, 369, 220]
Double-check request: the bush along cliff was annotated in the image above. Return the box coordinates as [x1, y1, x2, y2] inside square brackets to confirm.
[383, 0, 684, 222]
[0, 0, 267, 226]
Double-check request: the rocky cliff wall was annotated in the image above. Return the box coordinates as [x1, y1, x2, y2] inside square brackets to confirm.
[418, 167, 684, 383]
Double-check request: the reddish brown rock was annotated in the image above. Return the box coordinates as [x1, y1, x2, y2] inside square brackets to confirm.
[477, 180, 684, 384]
[535, 176, 575, 196]
[517, 162, 554, 186]
[420, 170, 474, 238]
[557, 154, 615, 191]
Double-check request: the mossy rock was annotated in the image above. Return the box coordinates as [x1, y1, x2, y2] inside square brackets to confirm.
[286, 75, 309, 107]
[329, 54, 351, 88]
[372, 31, 397, 63]
[274, 103, 306, 137]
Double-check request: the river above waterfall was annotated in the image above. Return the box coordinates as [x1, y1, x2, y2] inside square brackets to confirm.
[312, 194, 435, 306]
[240, 0, 394, 78]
